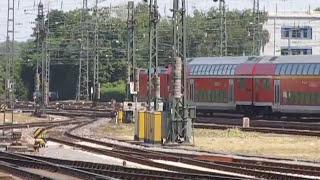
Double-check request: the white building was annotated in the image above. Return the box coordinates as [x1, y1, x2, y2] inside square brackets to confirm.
[263, 10, 320, 56]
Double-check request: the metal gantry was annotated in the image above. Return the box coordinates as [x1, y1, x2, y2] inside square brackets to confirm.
[77, 0, 89, 101]
[93, 0, 100, 101]
[169, 0, 192, 143]
[252, 0, 261, 55]
[219, 0, 227, 56]
[147, 0, 160, 111]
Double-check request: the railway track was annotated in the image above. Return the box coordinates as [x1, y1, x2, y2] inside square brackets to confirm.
[195, 116, 320, 137]
[46, 117, 320, 180]
[2, 103, 320, 179]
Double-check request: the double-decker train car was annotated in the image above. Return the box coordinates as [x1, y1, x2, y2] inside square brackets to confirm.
[138, 55, 320, 117]
[138, 66, 172, 102]
[187, 55, 320, 116]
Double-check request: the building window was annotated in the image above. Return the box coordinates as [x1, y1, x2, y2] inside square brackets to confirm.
[281, 47, 312, 56]
[281, 26, 312, 40]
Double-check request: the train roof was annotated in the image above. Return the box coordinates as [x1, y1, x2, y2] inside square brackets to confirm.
[188, 55, 320, 65]
[258, 55, 320, 64]
[188, 56, 258, 65]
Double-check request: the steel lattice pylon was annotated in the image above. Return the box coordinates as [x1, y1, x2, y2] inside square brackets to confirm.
[252, 0, 260, 56]
[147, 0, 160, 111]
[126, 1, 136, 102]
[169, 0, 192, 143]
[78, 0, 89, 101]
[5, 0, 15, 106]
[42, 3, 50, 107]
[93, 0, 100, 101]
[219, 0, 227, 57]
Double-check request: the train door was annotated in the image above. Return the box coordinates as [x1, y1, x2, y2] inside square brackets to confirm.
[274, 80, 281, 111]
[228, 79, 234, 103]
[235, 78, 253, 104]
[189, 79, 194, 103]
[254, 78, 273, 104]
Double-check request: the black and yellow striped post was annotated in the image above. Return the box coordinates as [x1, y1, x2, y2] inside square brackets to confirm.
[33, 128, 48, 151]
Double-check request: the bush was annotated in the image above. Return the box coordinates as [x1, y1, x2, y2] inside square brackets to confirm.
[101, 80, 126, 102]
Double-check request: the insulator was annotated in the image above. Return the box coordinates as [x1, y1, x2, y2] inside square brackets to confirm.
[134, 68, 140, 92]
[155, 75, 161, 99]
[173, 57, 182, 99]
[34, 73, 40, 92]
[126, 66, 131, 85]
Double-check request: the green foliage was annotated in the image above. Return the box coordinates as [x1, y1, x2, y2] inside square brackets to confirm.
[100, 80, 126, 102]
[16, 3, 270, 100]
[315, 8, 320, 11]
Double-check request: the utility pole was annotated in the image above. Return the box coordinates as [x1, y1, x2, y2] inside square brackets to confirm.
[169, 0, 192, 143]
[77, 0, 89, 101]
[147, 0, 160, 111]
[126, 1, 138, 122]
[5, 0, 15, 135]
[34, 2, 46, 116]
[42, 3, 50, 107]
[252, 0, 260, 56]
[219, 0, 227, 56]
[93, 0, 100, 102]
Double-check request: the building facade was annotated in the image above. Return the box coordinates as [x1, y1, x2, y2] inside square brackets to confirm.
[263, 10, 320, 56]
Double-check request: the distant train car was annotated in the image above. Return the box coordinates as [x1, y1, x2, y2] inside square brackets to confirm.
[187, 55, 320, 117]
[138, 55, 320, 117]
[138, 66, 172, 102]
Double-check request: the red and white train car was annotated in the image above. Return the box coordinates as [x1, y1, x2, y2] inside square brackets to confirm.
[187, 55, 320, 116]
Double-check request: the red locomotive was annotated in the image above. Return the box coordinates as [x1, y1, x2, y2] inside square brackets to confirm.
[138, 55, 320, 117]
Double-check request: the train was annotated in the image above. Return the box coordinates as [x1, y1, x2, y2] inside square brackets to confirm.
[138, 55, 320, 117]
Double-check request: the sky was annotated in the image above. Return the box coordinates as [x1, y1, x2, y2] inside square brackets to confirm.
[1, 0, 320, 42]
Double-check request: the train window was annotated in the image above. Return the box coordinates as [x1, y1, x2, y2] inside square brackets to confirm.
[211, 65, 216, 75]
[210, 90, 215, 102]
[311, 92, 317, 105]
[231, 65, 237, 75]
[291, 64, 299, 75]
[314, 64, 320, 75]
[255, 79, 259, 89]
[206, 65, 212, 75]
[280, 64, 288, 75]
[283, 92, 288, 104]
[210, 65, 216, 75]
[197, 65, 204, 75]
[238, 79, 245, 90]
[262, 79, 270, 90]
[306, 92, 311, 104]
[219, 90, 223, 103]
[308, 64, 316, 75]
[222, 65, 229, 75]
[302, 64, 311, 75]
[292, 92, 297, 104]
[287, 92, 292, 104]
[202, 66, 208, 75]
[297, 64, 304, 75]
[223, 90, 228, 103]
[226, 65, 232, 75]
[190, 66, 196, 75]
[275, 64, 282, 75]
[193, 65, 199, 75]
[218, 65, 224, 75]
[285, 64, 293, 75]
[214, 65, 220, 75]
